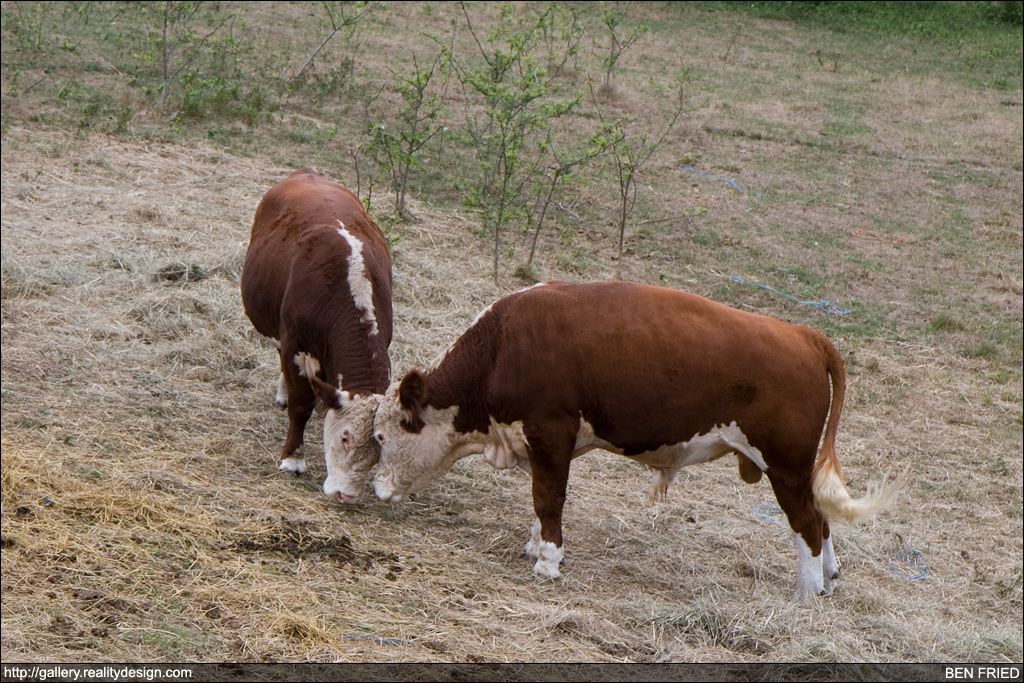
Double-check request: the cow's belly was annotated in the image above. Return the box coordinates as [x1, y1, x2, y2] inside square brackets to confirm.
[574, 418, 767, 473]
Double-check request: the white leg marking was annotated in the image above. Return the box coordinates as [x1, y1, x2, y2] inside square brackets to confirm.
[524, 518, 563, 577]
[337, 223, 378, 336]
[274, 372, 288, 409]
[533, 541, 564, 579]
[794, 532, 825, 599]
[524, 518, 542, 559]
[279, 456, 307, 474]
[822, 534, 839, 594]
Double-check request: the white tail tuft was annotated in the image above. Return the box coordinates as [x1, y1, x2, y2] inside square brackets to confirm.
[813, 459, 907, 523]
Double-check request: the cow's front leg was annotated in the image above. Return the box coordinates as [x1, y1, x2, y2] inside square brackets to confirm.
[530, 503, 566, 579]
[278, 355, 315, 475]
[523, 420, 575, 579]
[524, 518, 543, 560]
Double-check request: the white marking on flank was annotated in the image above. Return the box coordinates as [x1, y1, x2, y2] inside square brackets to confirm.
[293, 352, 321, 379]
[572, 419, 767, 499]
[337, 222, 378, 336]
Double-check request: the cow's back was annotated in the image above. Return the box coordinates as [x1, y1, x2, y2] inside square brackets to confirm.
[241, 168, 392, 393]
[482, 281, 832, 459]
[241, 169, 393, 356]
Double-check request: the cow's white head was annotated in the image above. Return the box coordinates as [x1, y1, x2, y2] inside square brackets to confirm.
[371, 370, 475, 503]
[311, 376, 383, 504]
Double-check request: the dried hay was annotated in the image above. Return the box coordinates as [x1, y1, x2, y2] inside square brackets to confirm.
[2, 122, 1021, 665]
[2, 5, 1022, 665]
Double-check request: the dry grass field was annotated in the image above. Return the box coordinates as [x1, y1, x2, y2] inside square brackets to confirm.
[1, 1, 1021, 670]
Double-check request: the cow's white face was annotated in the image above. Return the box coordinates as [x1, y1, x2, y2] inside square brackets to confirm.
[371, 382, 466, 503]
[322, 392, 383, 504]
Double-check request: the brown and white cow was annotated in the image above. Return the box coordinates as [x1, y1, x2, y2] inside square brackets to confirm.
[241, 168, 392, 503]
[371, 281, 898, 598]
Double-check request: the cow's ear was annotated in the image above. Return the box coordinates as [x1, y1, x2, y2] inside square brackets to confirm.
[398, 370, 426, 432]
[311, 374, 345, 414]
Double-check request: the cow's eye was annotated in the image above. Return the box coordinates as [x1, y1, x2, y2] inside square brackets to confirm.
[374, 431, 386, 445]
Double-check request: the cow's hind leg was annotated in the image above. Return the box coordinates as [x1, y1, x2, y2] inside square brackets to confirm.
[821, 520, 839, 594]
[523, 419, 577, 579]
[768, 472, 829, 599]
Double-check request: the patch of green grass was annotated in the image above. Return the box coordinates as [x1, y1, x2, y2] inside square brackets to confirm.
[691, 228, 722, 248]
[286, 127, 318, 145]
[141, 624, 206, 659]
[844, 253, 887, 273]
[775, 264, 814, 285]
[699, 1, 1022, 92]
[818, 300, 899, 342]
[931, 312, 967, 332]
[963, 340, 999, 359]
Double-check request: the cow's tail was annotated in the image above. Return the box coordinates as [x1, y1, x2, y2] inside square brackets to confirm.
[811, 338, 903, 523]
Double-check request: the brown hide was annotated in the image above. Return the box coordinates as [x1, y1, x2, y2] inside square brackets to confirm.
[415, 281, 832, 460]
[241, 168, 392, 461]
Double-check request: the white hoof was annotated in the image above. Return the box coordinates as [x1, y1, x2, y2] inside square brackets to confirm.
[533, 540, 564, 579]
[279, 457, 306, 474]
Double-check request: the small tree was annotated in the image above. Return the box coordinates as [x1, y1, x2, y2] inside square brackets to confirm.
[365, 51, 448, 220]
[597, 1, 649, 95]
[151, 1, 235, 107]
[535, 2, 584, 78]
[447, 1, 580, 283]
[290, 1, 375, 81]
[591, 70, 696, 278]
[525, 127, 620, 267]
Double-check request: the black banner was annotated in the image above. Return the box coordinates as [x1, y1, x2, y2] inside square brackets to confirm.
[2, 663, 1022, 682]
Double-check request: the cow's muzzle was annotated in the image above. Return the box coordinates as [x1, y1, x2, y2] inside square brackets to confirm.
[373, 476, 405, 503]
[332, 491, 361, 505]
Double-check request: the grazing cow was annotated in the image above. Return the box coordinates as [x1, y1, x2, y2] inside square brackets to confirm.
[241, 168, 392, 503]
[371, 281, 898, 599]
